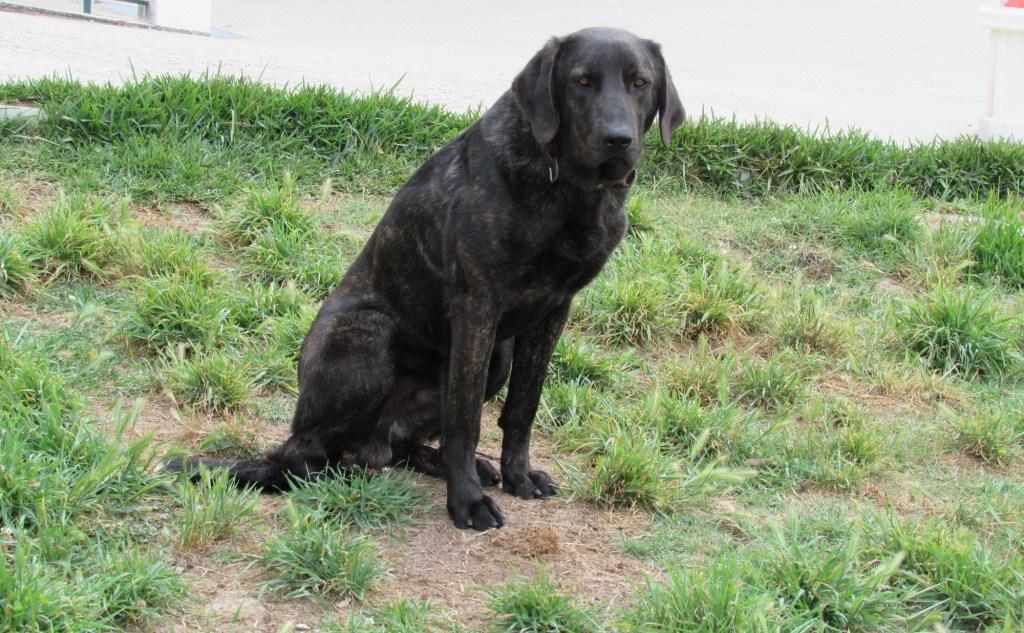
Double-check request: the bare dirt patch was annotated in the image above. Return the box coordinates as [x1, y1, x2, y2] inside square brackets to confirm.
[0, 179, 59, 220]
[368, 404, 657, 629]
[0, 296, 70, 327]
[132, 201, 215, 234]
[128, 397, 659, 631]
[797, 246, 836, 280]
[921, 211, 978, 231]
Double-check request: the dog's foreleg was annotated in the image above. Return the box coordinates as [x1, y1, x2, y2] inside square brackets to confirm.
[497, 303, 570, 499]
[441, 295, 505, 531]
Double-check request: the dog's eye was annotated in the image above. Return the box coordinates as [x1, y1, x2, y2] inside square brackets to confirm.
[633, 78, 648, 88]
[577, 77, 591, 87]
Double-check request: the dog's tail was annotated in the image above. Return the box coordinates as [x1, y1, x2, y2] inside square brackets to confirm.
[164, 455, 294, 492]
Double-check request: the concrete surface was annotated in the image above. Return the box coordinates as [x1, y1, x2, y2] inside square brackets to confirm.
[0, 1, 991, 142]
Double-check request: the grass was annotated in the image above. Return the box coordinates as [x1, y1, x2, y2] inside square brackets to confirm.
[256, 501, 384, 600]
[0, 331, 180, 631]
[21, 193, 123, 281]
[863, 515, 1024, 628]
[893, 285, 1024, 379]
[3, 76, 1024, 199]
[4, 74, 1024, 631]
[971, 196, 1024, 285]
[120, 271, 237, 351]
[287, 468, 428, 530]
[948, 407, 1024, 465]
[733, 353, 808, 413]
[326, 600, 444, 633]
[173, 466, 260, 547]
[487, 573, 602, 633]
[0, 232, 36, 296]
[160, 344, 256, 412]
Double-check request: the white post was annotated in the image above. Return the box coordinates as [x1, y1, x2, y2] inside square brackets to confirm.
[148, 0, 212, 34]
[979, 1, 1024, 140]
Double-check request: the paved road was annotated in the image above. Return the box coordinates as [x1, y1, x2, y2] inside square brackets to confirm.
[0, 0, 989, 142]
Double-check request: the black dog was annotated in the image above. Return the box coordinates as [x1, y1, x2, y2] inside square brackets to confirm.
[169, 27, 683, 531]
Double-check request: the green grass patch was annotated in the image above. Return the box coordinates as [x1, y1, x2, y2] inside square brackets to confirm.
[893, 286, 1023, 379]
[159, 344, 255, 412]
[948, 407, 1024, 465]
[487, 572, 602, 633]
[120, 271, 236, 351]
[288, 468, 427, 530]
[4, 76, 1024, 200]
[326, 600, 446, 633]
[257, 501, 383, 600]
[173, 467, 260, 547]
[0, 231, 36, 297]
[970, 196, 1024, 285]
[20, 193, 124, 282]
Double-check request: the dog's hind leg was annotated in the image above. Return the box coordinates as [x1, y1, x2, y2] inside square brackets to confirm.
[399, 444, 501, 487]
[168, 308, 398, 490]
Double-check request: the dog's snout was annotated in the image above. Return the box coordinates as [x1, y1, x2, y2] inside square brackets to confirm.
[602, 130, 633, 151]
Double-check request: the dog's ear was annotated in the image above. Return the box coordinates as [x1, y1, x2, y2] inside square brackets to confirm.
[647, 41, 685, 146]
[512, 37, 561, 146]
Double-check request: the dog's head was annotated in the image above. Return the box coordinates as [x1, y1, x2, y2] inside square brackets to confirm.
[512, 27, 684, 189]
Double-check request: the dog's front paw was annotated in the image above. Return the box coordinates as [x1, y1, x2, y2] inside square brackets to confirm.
[502, 469, 557, 499]
[447, 494, 506, 531]
[476, 457, 501, 487]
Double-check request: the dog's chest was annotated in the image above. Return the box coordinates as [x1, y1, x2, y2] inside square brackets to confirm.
[545, 200, 625, 282]
[505, 200, 625, 298]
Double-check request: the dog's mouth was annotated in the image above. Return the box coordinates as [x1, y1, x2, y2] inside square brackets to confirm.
[597, 160, 637, 190]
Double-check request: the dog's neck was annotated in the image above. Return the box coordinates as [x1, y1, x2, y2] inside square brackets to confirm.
[480, 93, 623, 196]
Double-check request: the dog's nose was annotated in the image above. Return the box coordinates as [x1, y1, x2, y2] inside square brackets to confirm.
[602, 131, 633, 151]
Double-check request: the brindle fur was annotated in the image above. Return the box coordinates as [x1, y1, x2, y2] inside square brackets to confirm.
[168, 27, 684, 531]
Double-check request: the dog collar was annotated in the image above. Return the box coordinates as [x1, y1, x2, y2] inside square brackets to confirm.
[548, 158, 559, 183]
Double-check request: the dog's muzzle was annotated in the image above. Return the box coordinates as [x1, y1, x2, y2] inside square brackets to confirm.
[596, 169, 636, 190]
[597, 159, 637, 190]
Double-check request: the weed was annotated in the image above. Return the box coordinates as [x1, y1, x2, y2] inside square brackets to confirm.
[625, 192, 656, 237]
[733, 354, 807, 413]
[578, 424, 752, 511]
[21, 193, 122, 281]
[487, 572, 602, 633]
[327, 600, 443, 633]
[623, 558, 773, 633]
[776, 289, 850, 355]
[755, 528, 906, 632]
[949, 408, 1023, 464]
[0, 231, 37, 296]
[120, 227, 211, 279]
[247, 302, 317, 392]
[578, 269, 675, 347]
[549, 330, 620, 387]
[174, 466, 259, 547]
[257, 501, 383, 599]
[863, 514, 1024, 628]
[196, 420, 263, 458]
[220, 175, 316, 247]
[580, 429, 678, 511]
[971, 197, 1024, 285]
[86, 542, 188, 625]
[233, 280, 310, 331]
[679, 261, 764, 337]
[838, 190, 922, 264]
[288, 468, 427, 530]
[662, 340, 734, 406]
[242, 227, 350, 299]
[646, 388, 751, 460]
[121, 271, 235, 351]
[160, 344, 254, 412]
[893, 286, 1023, 379]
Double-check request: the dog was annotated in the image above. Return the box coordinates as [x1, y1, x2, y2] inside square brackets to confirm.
[169, 27, 684, 531]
